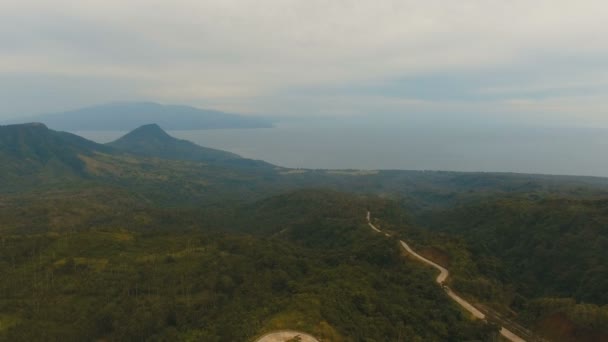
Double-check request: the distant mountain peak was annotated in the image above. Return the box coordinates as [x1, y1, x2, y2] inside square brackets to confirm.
[108, 125, 180, 152]
[107, 124, 275, 170]
[5, 102, 273, 131]
[138, 123, 162, 129]
[125, 123, 171, 139]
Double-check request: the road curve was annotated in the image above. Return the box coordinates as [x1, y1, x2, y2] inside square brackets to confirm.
[399, 240, 449, 284]
[254, 330, 319, 342]
[367, 212, 526, 342]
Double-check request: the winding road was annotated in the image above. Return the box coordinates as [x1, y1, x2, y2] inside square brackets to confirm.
[367, 212, 526, 342]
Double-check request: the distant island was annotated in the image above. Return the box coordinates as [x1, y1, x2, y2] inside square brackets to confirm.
[5, 102, 274, 131]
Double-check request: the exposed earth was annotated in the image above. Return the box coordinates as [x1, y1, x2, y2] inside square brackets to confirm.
[255, 330, 319, 342]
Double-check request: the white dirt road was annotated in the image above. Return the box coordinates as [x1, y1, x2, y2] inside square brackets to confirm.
[367, 212, 526, 342]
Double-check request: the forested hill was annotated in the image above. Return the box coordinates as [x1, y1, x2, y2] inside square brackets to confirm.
[419, 196, 608, 341]
[3, 122, 608, 341]
[0, 123, 113, 189]
[423, 196, 608, 304]
[0, 122, 110, 162]
[0, 189, 498, 341]
[0, 123, 281, 202]
[108, 124, 275, 170]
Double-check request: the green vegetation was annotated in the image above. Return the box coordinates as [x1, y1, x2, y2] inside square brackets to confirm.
[418, 196, 608, 341]
[0, 190, 497, 341]
[3, 122, 608, 341]
[4, 123, 608, 207]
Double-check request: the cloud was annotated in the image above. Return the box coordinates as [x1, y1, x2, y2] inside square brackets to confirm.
[1, 0, 607, 124]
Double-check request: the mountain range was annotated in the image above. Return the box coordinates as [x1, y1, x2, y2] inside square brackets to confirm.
[5, 102, 273, 131]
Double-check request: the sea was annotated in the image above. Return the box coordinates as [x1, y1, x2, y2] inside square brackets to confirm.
[75, 119, 608, 178]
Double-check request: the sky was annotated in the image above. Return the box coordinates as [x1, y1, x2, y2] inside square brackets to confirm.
[1, 1, 608, 126]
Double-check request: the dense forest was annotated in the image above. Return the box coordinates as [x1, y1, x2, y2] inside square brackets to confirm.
[2, 122, 608, 341]
[417, 196, 608, 341]
[0, 190, 497, 341]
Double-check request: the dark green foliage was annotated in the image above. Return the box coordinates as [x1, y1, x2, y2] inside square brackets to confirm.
[0, 190, 497, 341]
[3, 123, 608, 341]
[425, 197, 608, 304]
[419, 196, 608, 339]
[0, 123, 110, 191]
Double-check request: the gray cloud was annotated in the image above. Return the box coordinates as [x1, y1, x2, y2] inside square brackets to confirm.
[1, 0, 607, 125]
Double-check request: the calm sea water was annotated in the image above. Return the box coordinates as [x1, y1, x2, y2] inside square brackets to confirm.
[75, 119, 608, 177]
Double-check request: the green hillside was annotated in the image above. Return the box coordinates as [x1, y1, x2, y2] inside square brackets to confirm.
[419, 196, 608, 341]
[3, 123, 608, 341]
[0, 123, 282, 204]
[0, 123, 112, 191]
[0, 190, 497, 341]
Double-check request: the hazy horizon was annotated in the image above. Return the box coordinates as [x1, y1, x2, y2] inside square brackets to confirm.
[3, 3, 608, 340]
[2, 1, 608, 128]
[75, 119, 608, 178]
[3, 1, 608, 177]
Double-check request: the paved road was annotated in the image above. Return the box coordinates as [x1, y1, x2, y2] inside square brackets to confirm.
[367, 212, 526, 342]
[254, 330, 319, 342]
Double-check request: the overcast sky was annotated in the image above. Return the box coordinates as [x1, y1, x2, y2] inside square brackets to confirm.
[1, 1, 607, 126]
